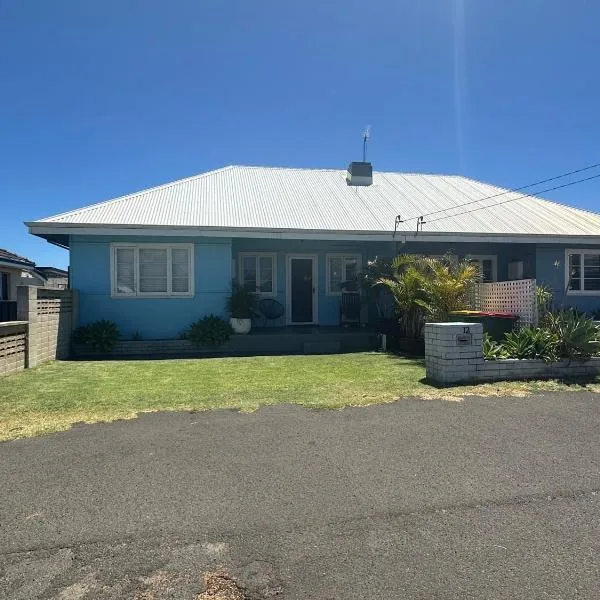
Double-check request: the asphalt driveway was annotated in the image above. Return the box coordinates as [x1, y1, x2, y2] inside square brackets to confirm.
[1, 392, 599, 599]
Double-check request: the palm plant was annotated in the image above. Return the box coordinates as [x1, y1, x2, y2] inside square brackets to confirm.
[375, 255, 432, 339]
[420, 255, 481, 321]
[374, 253, 479, 339]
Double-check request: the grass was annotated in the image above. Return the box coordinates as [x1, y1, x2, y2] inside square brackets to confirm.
[1, 352, 599, 441]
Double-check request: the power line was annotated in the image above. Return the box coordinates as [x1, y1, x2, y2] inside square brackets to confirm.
[422, 171, 600, 226]
[399, 161, 600, 224]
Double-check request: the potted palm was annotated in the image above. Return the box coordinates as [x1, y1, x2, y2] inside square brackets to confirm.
[226, 283, 258, 334]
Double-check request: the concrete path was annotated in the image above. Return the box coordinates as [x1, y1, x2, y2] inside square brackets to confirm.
[1, 392, 599, 599]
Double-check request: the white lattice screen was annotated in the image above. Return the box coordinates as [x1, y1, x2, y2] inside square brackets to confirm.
[475, 279, 538, 326]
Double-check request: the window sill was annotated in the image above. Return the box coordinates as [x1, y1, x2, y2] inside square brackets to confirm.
[111, 294, 194, 299]
[566, 291, 600, 296]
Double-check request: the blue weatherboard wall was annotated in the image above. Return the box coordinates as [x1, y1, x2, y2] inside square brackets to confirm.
[69, 234, 600, 338]
[536, 245, 600, 314]
[70, 235, 232, 339]
[232, 238, 539, 326]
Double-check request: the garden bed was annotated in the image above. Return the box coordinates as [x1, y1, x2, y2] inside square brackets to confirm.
[476, 356, 600, 382]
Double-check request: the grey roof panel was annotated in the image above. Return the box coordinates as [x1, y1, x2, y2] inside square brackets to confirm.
[33, 165, 600, 237]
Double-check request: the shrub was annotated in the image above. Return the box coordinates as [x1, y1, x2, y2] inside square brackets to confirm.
[226, 283, 258, 319]
[500, 327, 559, 362]
[483, 333, 506, 360]
[186, 315, 233, 347]
[545, 310, 600, 360]
[592, 308, 600, 321]
[536, 284, 554, 324]
[374, 253, 479, 339]
[72, 319, 120, 352]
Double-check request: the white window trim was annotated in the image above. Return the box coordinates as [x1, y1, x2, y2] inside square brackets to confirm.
[238, 252, 277, 296]
[565, 248, 600, 295]
[466, 254, 498, 283]
[110, 243, 194, 298]
[326, 253, 362, 296]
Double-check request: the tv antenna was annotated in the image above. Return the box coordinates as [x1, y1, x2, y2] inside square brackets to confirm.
[362, 126, 371, 162]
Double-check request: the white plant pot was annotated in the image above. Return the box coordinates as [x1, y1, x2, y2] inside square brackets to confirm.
[230, 317, 252, 335]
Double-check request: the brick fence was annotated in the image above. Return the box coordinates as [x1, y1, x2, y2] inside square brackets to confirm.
[425, 322, 600, 385]
[0, 287, 77, 376]
[0, 321, 28, 376]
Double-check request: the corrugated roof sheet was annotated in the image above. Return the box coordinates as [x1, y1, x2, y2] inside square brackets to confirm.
[33, 165, 600, 237]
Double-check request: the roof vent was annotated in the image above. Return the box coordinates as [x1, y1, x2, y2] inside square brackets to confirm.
[346, 161, 373, 186]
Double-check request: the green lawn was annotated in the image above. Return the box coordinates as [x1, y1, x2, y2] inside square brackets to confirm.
[1, 352, 599, 441]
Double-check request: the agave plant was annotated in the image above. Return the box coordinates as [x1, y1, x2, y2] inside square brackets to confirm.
[545, 309, 600, 360]
[500, 327, 560, 362]
[483, 333, 507, 360]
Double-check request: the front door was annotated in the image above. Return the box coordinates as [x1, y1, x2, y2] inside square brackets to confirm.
[287, 256, 317, 324]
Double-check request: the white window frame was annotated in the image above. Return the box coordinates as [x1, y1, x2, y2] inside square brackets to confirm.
[326, 253, 362, 296]
[466, 254, 498, 283]
[565, 248, 600, 295]
[238, 252, 277, 296]
[110, 243, 194, 298]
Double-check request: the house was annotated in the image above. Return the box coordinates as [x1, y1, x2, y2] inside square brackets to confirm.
[35, 266, 69, 290]
[0, 249, 40, 304]
[26, 163, 600, 339]
[0, 249, 69, 322]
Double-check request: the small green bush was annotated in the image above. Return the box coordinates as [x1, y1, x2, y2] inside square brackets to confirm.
[482, 333, 506, 360]
[72, 319, 120, 352]
[226, 283, 258, 319]
[500, 327, 559, 362]
[186, 315, 233, 347]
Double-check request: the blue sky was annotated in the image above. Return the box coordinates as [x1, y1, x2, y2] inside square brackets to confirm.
[1, 1, 599, 269]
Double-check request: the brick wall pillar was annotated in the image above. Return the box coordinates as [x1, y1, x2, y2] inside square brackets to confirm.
[16, 286, 38, 368]
[425, 322, 484, 385]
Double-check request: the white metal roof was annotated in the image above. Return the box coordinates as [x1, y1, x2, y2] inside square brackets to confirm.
[29, 165, 600, 239]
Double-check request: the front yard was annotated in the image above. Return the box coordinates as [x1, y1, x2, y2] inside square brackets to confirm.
[2, 352, 600, 441]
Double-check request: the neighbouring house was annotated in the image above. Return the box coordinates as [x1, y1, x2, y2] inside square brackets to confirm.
[35, 266, 69, 289]
[0, 249, 69, 322]
[26, 163, 600, 339]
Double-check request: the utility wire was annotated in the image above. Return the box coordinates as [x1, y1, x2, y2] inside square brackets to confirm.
[422, 171, 600, 226]
[399, 161, 600, 224]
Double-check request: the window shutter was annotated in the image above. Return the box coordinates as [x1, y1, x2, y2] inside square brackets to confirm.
[584, 254, 600, 291]
[139, 248, 168, 293]
[115, 248, 136, 294]
[171, 248, 190, 293]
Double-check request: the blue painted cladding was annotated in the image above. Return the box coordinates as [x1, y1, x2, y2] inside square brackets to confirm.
[70, 236, 232, 339]
[231, 239, 538, 326]
[536, 245, 600, 314]
[69, 233, 600, 337]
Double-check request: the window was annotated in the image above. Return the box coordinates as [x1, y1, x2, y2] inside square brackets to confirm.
[111, 244, 193, 297]
[327, 254, 361, 295]
[566, 249, 600, 294]
[239, 253, 276, 295]
[0, 273, 9, 301]
[467, 255, 497, 283]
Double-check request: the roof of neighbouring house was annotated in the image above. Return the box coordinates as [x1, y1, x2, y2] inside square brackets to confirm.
[27, 165, 600, 242]
[36, 266, 68, 277]
[0, 248, 35, 268]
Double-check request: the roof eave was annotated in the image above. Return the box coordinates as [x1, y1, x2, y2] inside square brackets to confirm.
[26, 221, 600, 246]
